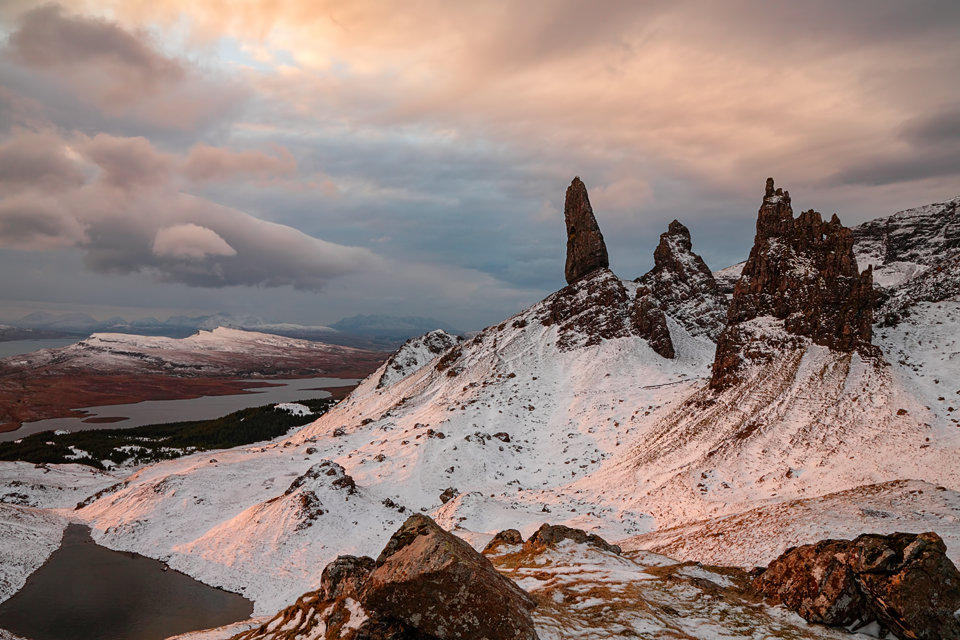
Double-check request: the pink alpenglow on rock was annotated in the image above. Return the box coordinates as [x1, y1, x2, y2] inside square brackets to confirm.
[754, 531, 960, 640]
[361, 514, 539, 640]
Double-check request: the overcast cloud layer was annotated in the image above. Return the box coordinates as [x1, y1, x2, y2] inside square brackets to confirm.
[1, 1, 958, 330]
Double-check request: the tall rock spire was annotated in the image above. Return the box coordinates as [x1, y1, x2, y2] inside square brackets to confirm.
[564, 177, 609, 284]
[710, 178, 878, 390]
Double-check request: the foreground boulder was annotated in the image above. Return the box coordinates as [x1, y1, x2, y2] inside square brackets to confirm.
[362, 514, 539, 640]
[524, 523, 621, 555]
[233, 515, 538, 640]
[753, 532, 960, 639]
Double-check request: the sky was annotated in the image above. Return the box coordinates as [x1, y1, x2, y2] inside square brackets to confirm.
[0, 1, 958, 331]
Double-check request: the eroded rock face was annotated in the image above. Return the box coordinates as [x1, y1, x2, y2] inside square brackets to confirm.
[631, 289, 675, 359]
[754, 532, 960, 640]
[564, 177, 610, 285]
[636, 220, 728, 340]
[362, 514, 539, 640]
[525, 523, 621, 555]
[710, 178, 877, 390]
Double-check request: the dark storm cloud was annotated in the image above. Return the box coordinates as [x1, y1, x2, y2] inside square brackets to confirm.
[826, 104, 960, 187]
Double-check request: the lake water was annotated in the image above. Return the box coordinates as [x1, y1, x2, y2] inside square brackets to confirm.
[0, 524, 253, 640]
[1, 377, 358, 442]
[0, 338, 83, 359]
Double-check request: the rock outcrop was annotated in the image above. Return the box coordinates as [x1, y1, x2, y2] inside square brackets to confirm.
[710, 178, 877, 390]
[564, 177, 610, 285]
[378, 330, 462, 388]
[524, 523, 621, 555]
[754, 531, 960, 640]
[483, 529, 524, 553]
[636, 220, 728, 340]
[362, 514, 539, 640]
[233, 515, 538, 640]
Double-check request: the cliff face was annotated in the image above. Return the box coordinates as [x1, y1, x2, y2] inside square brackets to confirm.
[636, 220, 728, 341]
[710, 179, 877, 390]
[563, 177, 610, 285]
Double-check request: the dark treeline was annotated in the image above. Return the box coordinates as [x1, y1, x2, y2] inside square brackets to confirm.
[0, 398, 336, 470]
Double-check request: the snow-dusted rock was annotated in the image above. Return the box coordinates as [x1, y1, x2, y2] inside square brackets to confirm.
[636, 220, 728, 340]
[377, 330, 461, 388]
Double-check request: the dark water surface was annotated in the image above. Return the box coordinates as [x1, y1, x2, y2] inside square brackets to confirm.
[0, 524, 253, 640]
[1, 376, 357, 442]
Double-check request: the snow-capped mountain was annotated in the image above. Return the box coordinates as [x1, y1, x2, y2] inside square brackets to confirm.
[3, 177, 959, 638]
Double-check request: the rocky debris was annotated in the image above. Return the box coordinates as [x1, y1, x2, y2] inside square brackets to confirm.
[754, 531, 960, 639]
[564, 177, 610, 284]
[286, 460, 357, 496]
[710, 178, 878, 390]
[483, 529, 524, 553]
[854, 195, 960, 288]
[630, 289, 675, 359]
[362, 514, 539, 640]
[378, 330, 463, 388]
[636, 220, 728, 340]
[524, 523, 621, 555]
[438, 487, 459, 504]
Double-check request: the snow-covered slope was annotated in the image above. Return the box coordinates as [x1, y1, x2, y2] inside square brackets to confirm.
[0, 327, 382, 378]
[853, 194, 960, 288]
[71, 270, 714, 614]
[622, 479, 960, 568]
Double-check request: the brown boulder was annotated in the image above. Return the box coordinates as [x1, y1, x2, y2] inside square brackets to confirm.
[320, 555, 376, 600]
[483, 529, 524, 553]
[361, 514, 539, 640]
[524, 523, 621, 555]
[754, 532, 960, 639]
[564, 177, 610, 285]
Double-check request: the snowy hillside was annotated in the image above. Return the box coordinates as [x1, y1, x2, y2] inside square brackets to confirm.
[0, 327, 382, 378]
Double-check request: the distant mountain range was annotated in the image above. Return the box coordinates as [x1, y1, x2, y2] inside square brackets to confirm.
[1, 312, 462, 350]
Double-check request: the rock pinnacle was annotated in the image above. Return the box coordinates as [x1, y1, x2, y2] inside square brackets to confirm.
[564, 177, 609, 284]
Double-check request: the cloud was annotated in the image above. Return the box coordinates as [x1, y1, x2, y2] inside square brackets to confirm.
[0, 129, 376, 289]
[3, 4, 245, 129]
[183, 144, 297, 183]
[0, 192, 88, 249]
[0, 130, 85, 192]
[76, 133, 176, 189]
[152, 223, 236, 258]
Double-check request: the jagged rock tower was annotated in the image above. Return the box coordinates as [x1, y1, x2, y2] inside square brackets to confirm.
[636, 220, 728, 340]
[710, 178, 877, 390]
[564, 177, 610, 284]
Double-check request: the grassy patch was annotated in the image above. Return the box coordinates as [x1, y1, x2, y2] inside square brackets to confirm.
[0, 398, 336, 470]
